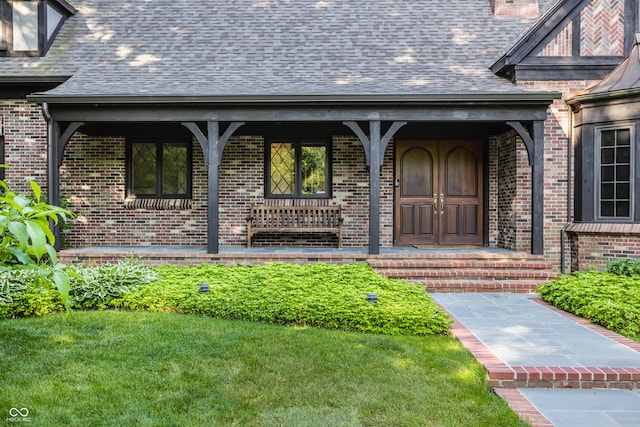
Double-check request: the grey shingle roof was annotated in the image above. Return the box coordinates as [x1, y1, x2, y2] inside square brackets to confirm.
[1, 0, 559, 97]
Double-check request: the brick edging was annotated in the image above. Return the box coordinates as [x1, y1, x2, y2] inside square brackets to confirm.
[493, 388, 554, 427]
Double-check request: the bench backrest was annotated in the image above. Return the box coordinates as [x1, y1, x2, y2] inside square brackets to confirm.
[250, 206, 342, 229]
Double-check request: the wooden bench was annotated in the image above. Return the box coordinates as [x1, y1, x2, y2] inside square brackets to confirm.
[247, 205, 343, 248]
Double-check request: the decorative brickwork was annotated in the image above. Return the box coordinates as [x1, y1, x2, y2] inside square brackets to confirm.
[580, 0, 624, 56]
[538, 22, 573, 57]
[537, 0, 625, 57]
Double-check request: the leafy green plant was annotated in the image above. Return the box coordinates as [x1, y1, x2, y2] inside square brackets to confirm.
[0, 174, 75, 309]
[537, 271, 640, 339]
[0, 270, 63, 319]
[70, 260, 160, 309]
[119, 263, 452, 336]
[0, 269, 35, 303]
[606, 258, 640, 277]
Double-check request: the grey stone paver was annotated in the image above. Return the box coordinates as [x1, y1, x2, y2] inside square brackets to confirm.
[520, 389, 640, 427]
[431, 293, 640, 427]
[431, 293, 640, 367]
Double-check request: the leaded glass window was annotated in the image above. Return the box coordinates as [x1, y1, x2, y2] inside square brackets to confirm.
[267, 140, 330, 198]
[128, 141, 191, 199]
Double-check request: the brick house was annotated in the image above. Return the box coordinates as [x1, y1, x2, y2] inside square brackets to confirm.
[0, 0, 638, 273]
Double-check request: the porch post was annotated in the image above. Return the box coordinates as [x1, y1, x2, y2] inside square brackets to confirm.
[343, 120, 406, 254]
[506, 120, 545, 255]
[45, 116, 84, 250]
[531, 120, 544, 255]
[182, 121, 244, 254]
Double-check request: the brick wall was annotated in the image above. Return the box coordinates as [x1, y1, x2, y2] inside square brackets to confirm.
[518, 81, 589, 270]
[489, 131, 531, 253]
[0, 99, 48, 195]
[61, 133, 379, 248]
[61, 134, 209, 247]
[568, 224, 640, 271]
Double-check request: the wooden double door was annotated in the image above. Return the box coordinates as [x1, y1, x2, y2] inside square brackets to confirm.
[394, 140, 483, 246]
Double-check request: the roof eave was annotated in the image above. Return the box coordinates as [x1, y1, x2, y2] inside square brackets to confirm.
[27, 92, 562, 106]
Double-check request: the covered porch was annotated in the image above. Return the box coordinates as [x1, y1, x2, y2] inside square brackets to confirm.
[31, 93, 558, 258]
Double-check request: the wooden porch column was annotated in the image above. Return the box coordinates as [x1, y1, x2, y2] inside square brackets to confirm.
[46, 117, 84, 250]
[343, 120, 406, 254]
[182, 121, 244, 254]
[506, 120, 545, 255]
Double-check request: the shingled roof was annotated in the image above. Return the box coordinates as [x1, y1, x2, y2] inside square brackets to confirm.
[2, 0, 560, 98]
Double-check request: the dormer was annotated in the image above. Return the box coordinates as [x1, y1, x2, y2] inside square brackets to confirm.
[0, 0, 75, 57]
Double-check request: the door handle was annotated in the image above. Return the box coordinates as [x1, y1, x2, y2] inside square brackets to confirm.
[433, 194, 438, 214]
[395, 179, 400, 187]
[439, 194, 444, 215]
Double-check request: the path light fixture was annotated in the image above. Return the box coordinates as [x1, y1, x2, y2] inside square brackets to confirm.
[199, 283, 210, 293]
[366, 292, 378, 303]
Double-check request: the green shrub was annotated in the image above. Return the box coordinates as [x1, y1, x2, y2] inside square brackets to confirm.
[0, 269, 34, 303]
[0, 175, 75, 309]
[537, 271, 640, 339]
[119, 263, 451, 336]
[606, 258, 640, 277]
[0, 270, 63, 319]
[69, 260, 160, 309]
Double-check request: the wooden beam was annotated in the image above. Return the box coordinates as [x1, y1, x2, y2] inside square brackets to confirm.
[506, 121, 534, 165]
[49, 105, 552, 123]
[531, 120, 545, 255]
[343, 121, 405, 254]
[182, 121, 244, 254]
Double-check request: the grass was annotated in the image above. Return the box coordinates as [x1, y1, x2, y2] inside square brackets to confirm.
[0, 311, 528, 427]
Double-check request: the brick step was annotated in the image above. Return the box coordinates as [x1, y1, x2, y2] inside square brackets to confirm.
[368, 260, 553, 270]
[488, 365, 640, 390]
[378, 268, 556, 279]
[411, 279, 547, 293]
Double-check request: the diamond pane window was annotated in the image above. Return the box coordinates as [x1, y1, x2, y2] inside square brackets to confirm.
[267, 140, 331, 198]
[598, 129, 632, 219]
[129, 141, 192, 199]
[132, 143, 157, 195]
[270, 143, 295, 195]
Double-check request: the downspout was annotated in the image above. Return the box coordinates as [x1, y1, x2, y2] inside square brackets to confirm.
[560, 104, 573, 275]
[42, 101, 61, 250]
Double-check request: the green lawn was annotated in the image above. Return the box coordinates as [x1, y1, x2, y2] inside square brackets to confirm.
[0, 311, 528, 426]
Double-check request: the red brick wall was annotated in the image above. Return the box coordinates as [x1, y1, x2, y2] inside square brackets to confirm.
[489, 131, 531, 253]
[568, 224, 640, 271]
